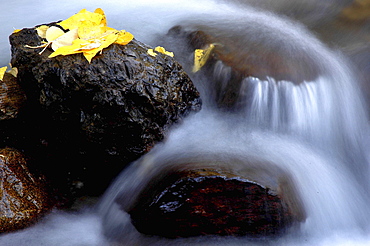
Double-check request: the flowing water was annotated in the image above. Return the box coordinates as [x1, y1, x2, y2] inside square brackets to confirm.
[1, 0, 369, 245]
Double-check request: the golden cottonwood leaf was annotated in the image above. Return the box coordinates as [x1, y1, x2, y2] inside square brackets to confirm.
[147, 46, 174, 57]
[115, 30, 134, 45]
[154, 46, 174, 57]
[94, 8, 107, 26]
[48, 38, 87, 58]
[82, 32, 119, 63]
[8, 66, 18, 78]
[193, 43, 216, 73]
[51, 28, 79, 51]
[12, 29, 21, 34]
[43, 8, 134, 63]
[46, 26, 65, 42]
[78, 23, 118, 40]
[26, 26, 66, 53]
[147, 49, 157, 57]
[36, 25, 50, 38]
[58, 9, 105, 30]
[0, 66, 7, 81]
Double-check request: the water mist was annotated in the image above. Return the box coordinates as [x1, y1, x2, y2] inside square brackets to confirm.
[1, 0, 369, 245]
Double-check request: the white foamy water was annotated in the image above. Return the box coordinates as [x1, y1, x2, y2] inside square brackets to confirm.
[1, 0, 370, 245]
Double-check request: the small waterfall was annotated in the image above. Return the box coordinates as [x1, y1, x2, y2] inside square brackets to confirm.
[0, 0, 369, 245]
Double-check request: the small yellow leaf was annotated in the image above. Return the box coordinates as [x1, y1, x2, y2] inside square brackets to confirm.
[115, 30, 134, 45]
[36, 25, 50, 38]
[154, 46, 174, 57]
[8, 67, 18, 78]
[192, 43, 216, 73]
[46, 26, 65, 42]
[51, 28, 79, 51]
[147, 49, 157, 57]
[94, 8, 107, 26]
[0, 66, 7, 81]
[12, 29, 22, 34]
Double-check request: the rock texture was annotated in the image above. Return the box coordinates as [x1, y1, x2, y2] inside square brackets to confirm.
[126, 164, 306, 238]
[6, 23, 201, 199]
[163, 25, 321, 109]
[0, 73, 26, 120]
[0, 148, 50, 232]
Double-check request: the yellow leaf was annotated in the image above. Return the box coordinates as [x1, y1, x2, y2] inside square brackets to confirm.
[154, 46, 174, 57]
[46, 26, 65, 42]
[82, 32, 119, 63]
[46, 8, 133, 62]
[192, 43, 216, 73]
[58, 9, 105, 30]
[12, 29, 21, 34]
[115, 30, 134, 45]
[36, 25, 50, 38]
[8, 67, 18, 78]
[94, 8, 107, 26]
[147, 49, 157, 57]
[51, 28, 79, 51]
[78, 40, 102, 51]
[78, 21, 107, 40]
[0, 66, 7, 81]
[48, 38, 86, 58]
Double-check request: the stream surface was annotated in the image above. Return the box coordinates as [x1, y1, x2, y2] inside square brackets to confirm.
[1, 0, 370, 245]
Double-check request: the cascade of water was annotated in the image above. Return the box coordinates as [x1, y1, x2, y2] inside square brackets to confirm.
[0, 0, 369, 245]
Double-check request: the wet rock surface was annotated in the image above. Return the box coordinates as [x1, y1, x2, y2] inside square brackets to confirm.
[0, 73, 26, 120]
[0, 148, 50, 232]
[6, 23, 201, 200]
[126, 165, 305, 238]
[163, 24, 321, 110]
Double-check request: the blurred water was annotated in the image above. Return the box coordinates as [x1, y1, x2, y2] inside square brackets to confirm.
[1, 0, 370, 245]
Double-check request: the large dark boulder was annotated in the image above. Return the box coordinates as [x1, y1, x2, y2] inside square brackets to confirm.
[0, 147, 51, 232]
[7, 23, 201, 199]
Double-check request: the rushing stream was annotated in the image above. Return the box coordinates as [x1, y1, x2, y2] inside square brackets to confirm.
[1, 0, 370, 245]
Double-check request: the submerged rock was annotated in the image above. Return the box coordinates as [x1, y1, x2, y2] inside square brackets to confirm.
[8, 23, 201, 198]
[125, 162, 306, 238]
[0, 148, 50, 232]
[163, 25, 321, 109]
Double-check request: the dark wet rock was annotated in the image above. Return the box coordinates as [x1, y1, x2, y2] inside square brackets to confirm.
[126, 164, 306, 238]
[0, 147, 51, 232]
[163, 25, 320, 109]
[7, 23, 201, 199]
[0, 73, 26, 120]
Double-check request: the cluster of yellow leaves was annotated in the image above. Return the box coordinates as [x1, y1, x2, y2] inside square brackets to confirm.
[0, 65, 18, 81]
[147, 46, 174, 57]
[28, 8, 134, 63]
[192, 43, 216, 73]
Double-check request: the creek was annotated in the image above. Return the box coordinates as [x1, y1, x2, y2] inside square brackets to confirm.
[0, 0, 369, 245]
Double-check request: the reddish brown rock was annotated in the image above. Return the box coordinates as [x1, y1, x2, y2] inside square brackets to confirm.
[126, 165, 306, 238]
[0, 148, 50, 232]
